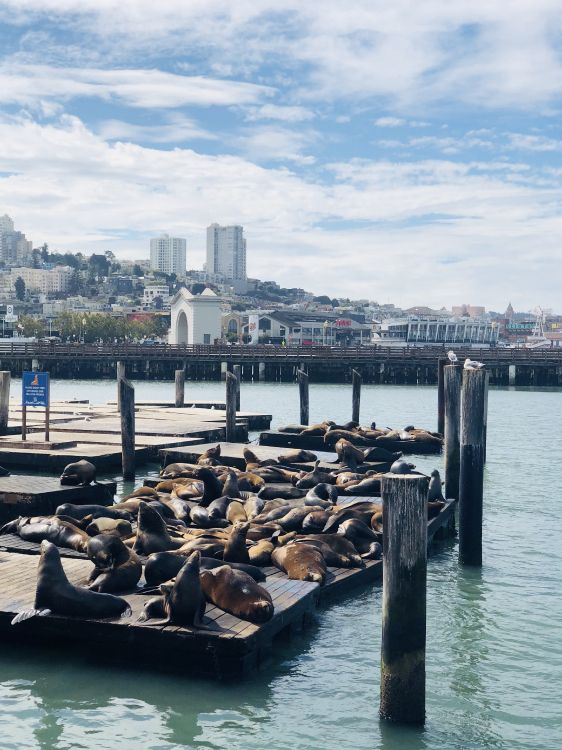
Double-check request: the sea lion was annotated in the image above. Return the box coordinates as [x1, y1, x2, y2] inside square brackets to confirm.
[56, 503, 133, 522]
[173, 481, 204, 500]
[144, 552, 266, 586]
[161, 494, 192, 523]
[342, 474, 383, 496]
[85, 517, 133, 537]
[221, 470, 241, 498]
[272, 543, 327, 584]
[363, 446, 402, 463]
[16, 517, 89, 553]
[86, 535, 142, 592]
[133, 502, 184, 555]
[294, 537, 363, 568]
[223, 521, 251, 564]
[159, 462, 198, 479]
[139, 551, 206, 627]
[324, 430, 372, 448]
[244, 495, 265, 520]
[305, 483, 338, 507]
[125, 486, 159, 500]
[277, 450, 318, 464]
[59, 459, 96, 486]
[334, 439, 365, 469]
[257, 486, 306, 501]
[236, 472, 265, 491]
[323, 502, 381, 533]
[12, 540, 131, 624]
[277, 424, 305, 433]
[248, 539, 274, 566]
[226, 500, 247, 524]
[192, 467, 224, 506]
[428, 469, 446, 501]
[299, 421, 332, 436]
[197, 445, 222, 465]
[302, 510, 332, 533]
[277, 505, 324, 532]
[337, 518, 381, 554]
[390, 459, 417, 474]
[200, 565, 274, 623]
[428, 500, 446, 519]
[206, 495, 231, 523]
[295, 461, 333, 489]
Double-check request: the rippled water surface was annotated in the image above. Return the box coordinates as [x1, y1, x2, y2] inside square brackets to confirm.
[3, 380, 562, 750]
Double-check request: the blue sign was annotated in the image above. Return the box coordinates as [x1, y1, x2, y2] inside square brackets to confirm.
[22, 371, 50, 407]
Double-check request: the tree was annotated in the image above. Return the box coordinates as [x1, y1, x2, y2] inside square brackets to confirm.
[133, 264, 144, 277]
[31, 249, 42, 268]
[14, 277, 25, 301]
[18, 315, 44, 338]
[40, 243, 49, 262]
[153, 295, 164, 310]
[88, 254, 110, 281]
[68, 269, 83, 295]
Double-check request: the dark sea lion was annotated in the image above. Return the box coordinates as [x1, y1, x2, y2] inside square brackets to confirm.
[140, 551, 206, 627]
[223, 521, 251, 564]
[160, 462, 198, 479]
[18, 517, 89, 552]
[133, 502, 184, 555]
[294, 537, 363, 568]
[428, 500, 446, 519]
[12, 540, 131, 624]
[56, 503, 133, 522]
[297, 533, 364, 564]
[192, 467, 224, 506]
[323, 503, 381, 533]
[162, 494, 192, 523]
[200, 565, 274, 623]
[390, 459, 417, 474]
[222, 470, 241, 498]
[189, 505, 212, 528]
[247, 523, 280, 541]
[302, 510, 332, 533]
[277, 450, 318, 464]
[305, 483, 338, 507]
[428, 469, 446, 501]
[257, 486, 306, 501]
[59, 459, 96, 486]
[295, 461, 332, 489]
[207, 495, 231, 522]
[277, 505, 324, 532]
[85, 517, 133, 537]
[86, 535, 142, 592]
[248, 539, 274, 566]
[272, 543, 327, 584]
[277, 424, 305, 433]
[226, 500, 247, 524]
[144, 552, 266, 586]
[252, 504, 293, 525]
[363, 446, 403, 463]
[337, 518, 381, 554]
[342, 474, 383, 496]
[324, 430, 372, 448]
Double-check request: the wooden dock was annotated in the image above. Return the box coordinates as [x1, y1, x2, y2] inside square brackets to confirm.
[0, 475, 116, 524]
[259, 430, 442, 455]
[0, 498, 455, 678]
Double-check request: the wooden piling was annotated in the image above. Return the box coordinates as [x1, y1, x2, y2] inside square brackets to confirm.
[297, 369, 309, 426]
[459, 368, 486, 566]
[174, 369, 185, 408]
[437, 357, 446, 435]
[483, 371, 489, 463]
[233, 364, 241, 411]
[119, 376, 135, 481]
[116, 361, 126, 413]
[352, 369, 362, 423]
[444, 364, 462, 500]
[225, 372, 237, 442]
[380, 473, 428, 725]
[0, 371, 10, 436]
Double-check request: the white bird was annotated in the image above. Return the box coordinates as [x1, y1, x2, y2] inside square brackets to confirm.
[447, 350, 457, 363]
[84, 417, 91, 422]
[464, 358, 485, 370]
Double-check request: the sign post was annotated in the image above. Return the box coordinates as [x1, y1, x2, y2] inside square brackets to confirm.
[22, 371, 50, 443]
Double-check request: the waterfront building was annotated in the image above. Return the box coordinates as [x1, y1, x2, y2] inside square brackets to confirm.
[206, 224, 247, 291]
[169, 287, 222, 345]
[373, 315, 499, 346]
[451, 304, 486, 317]
[229, 310, 371, 346]
[149, 234, 186, 275]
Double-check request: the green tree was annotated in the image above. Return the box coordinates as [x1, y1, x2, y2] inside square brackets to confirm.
[68, 269, 83, 295]
[18, 315, 44, 338]
[133, 264, 144, 277]
[31, 249, 42, 268]
[40, 243, 49, 262]
[14, 277, 25, 301]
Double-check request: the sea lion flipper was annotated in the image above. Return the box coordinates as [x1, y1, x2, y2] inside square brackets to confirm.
[11, 608, 51, 626]
[120, 606, 132, 619]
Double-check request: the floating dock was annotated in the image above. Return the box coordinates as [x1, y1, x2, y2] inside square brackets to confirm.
[0, 497, 456, 678]
[0, 475, 116, 524]
[259, 429, 442, 455]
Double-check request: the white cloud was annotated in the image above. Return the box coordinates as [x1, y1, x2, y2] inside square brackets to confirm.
[98, 115, 216, 144]
[506, 133, 562, 151]
[234, 125, 318, 164]
[374, 117, 405, 127]
[244, 104, 315, 122]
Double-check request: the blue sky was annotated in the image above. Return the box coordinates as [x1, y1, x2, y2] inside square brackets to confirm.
[0, 1, 561, 310]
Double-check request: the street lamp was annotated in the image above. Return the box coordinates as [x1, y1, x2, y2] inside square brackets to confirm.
[81, 317, 86, 343]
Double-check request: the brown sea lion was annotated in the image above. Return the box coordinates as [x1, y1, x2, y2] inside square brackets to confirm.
[15, 516, 89, 553]
[305, 483, 338, 507]
[139, 551, 206, 627]
[248, 539, 274, 566]
[295, 461, 334, 489]
[172, 481, 204, 499]
[133, 502, 184, 555]
[277, 450, 318, 464]
[337, 518, 381, 555]
[272, 543, 327, 584]
[200, 565, 274, 623]
[221, 470, 241, 498]
[277, 505, 325, 532]
[236, 472, 266, 492]
[342, 474, 383, 496]
[334, 438, 365, 469]
[257, 486, 306, 501]
[87, 535, 142, 592]
[59, 459, 96, 486]
[12, 541, 131, 624]
[144, 551, 265, 586]
[301, 510, 332, 533]
[244, 495, 265, 520]
[159, 462, 198, 479]
[223, 521, 251, 564]
[294, 537, 363, 568]
[85, 517, 133, 537]
[197, 445, 222, 466]
[126, 486, 159, 500]
[324, 430, 372, 448]
[226, 500, 248, 524]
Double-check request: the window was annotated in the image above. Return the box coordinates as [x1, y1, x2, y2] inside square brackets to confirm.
[203, 334, 210, 344]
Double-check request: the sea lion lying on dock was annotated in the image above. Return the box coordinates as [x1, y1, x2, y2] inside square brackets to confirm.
[85, 517, 133, 538]
[272, 543, 327, 585]
[59, 460, 97, 486]
[86, 535, 142, 593]
[132, 502, 184, 555]
[144, 552, 266, 586]
[277, 450, 318, 464]
[12, 540, 131, 624]
[139, 551, 206, 627]
[55, 503, 133, 522]
[200, 565, 274, 623]
[2, 516, 89, 552]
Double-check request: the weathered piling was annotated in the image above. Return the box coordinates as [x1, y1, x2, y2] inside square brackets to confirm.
[380, 473, 428, 725]
[119, 376, 135, 480]
[483, 371, 489, 463]
[116, 361, 126, 413]
[437, 357, 446, 435]
[233, 364, 241, 411]
[297, 369, 309, 426]
[459, 368, 486, 566]
[444, 364, 462, 500]
[225, 372, 237, 442]
[0, 371, 10, 436]
[352, 369, 362, 423]
[174, 369, 185, 408]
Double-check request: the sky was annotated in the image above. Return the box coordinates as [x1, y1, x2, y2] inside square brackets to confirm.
[0, 2, 561, 311]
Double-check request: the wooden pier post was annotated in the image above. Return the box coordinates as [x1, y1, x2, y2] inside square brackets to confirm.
[459, 368, 486, 566]
[297, 369, 309, 426]
[0, 371, 10, 436]
[258, 362, 266, 382]
[352, 369, 362, 423]
[437, 357, 446, 435]
[221, 362, 228, 381]
[483, 371, 489, 464]
[233, 364, 241, 411]
[116, 361, 126, 413]
[225, 371, 237, 442]
[175, 369, 185, 408]
[444, 364, 462, 500]
[380, 473, 428, 725]
[119, 376, 135, 481]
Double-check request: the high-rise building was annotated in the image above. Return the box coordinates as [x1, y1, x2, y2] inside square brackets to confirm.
[206, 224, 247, 284]
[0, 214, 32, 265]
[149, 234, 186, 275]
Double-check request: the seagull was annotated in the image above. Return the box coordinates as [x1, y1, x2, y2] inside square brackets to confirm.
[447, 350, 457, 363]
[464, 357, 485, 370]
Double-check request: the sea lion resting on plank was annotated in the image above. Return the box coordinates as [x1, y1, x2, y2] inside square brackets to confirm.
[11, 540, 131, 624]
[56, 503, 134, 522]
[200, 565, 274, 623]
[87, 535, 142, 593]
[85, 517, 133, 537]
[139, 551, 206, 627]
[144, 551, 266, 586]
[277, 450, 318, 464]
[272, 543, 327, 585]
[2, 516, 89, 553]
[133, 502, 184, 555]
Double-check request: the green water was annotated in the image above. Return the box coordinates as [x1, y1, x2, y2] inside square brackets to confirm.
[2, 381, 562, 750]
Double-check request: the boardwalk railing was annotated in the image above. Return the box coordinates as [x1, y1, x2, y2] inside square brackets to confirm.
[0, 341, 561, 365]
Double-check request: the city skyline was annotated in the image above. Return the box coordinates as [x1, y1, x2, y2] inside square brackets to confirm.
[1, 3, 562, 309]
